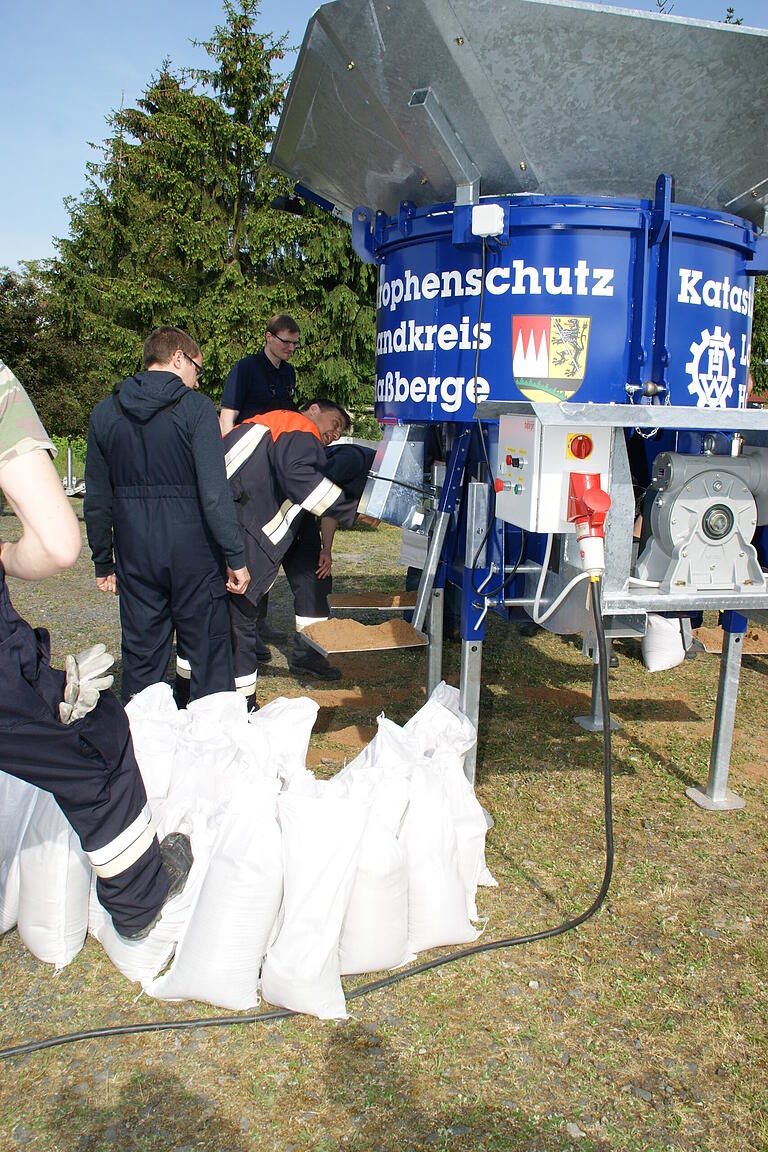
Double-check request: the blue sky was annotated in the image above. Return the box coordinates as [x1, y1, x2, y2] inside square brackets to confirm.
[1, 0, 766, 272]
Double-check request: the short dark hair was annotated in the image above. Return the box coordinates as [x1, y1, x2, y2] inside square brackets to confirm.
[301, 396, 351, 432]
[143, 327, 200, 369]
[266, 313, 299, 337]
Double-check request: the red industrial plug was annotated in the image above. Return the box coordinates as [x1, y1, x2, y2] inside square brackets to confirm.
[567, 472, 611, 576]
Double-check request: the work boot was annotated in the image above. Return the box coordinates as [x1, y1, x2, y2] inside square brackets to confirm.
[173, 676, 190, 710]
[116, 833, 194, 941]
[289, 636, 341, 681]
[258, 618, 286, 644]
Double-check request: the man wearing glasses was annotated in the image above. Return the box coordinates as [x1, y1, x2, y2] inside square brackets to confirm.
[85, 327, 250, 705]
[218, 314, 300, 436]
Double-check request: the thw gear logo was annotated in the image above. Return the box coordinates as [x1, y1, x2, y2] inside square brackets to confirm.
[685, 326, 736, 408]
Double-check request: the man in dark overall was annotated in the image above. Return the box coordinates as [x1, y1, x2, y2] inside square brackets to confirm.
[85, 327, 249, 705]
[223, 400, 361, 707]
[285, 440, 377, 680]
[0, 359, 188, 940]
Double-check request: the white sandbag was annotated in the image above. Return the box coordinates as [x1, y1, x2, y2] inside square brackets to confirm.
[339, 819, 413, 976]
[0, 774, 39, 933]
[439, 752, 497, 918]
[248, 697, 319, 786]
[331, 752, 414, 974]
[89, 806, 214, 986]
[124, 681, 177, 720]
[17, 789, 91, 968]
[402, 684, 494, 913]
[226, 714, 277, 779]
[125, 686, 183, 802]
[148, 776, 282, 1009]
[402, 760, 482, 953]
[260, 792, 369, 1019]
[642, 614, 686, 672]
[371, 716, 422, 776]
[282, 767, 323, 796]
[186, 690, 249, 728]
[404, 681, 477, 758]
[169, 714, 243, 809]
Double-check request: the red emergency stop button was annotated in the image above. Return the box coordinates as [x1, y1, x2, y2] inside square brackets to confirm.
[569, 434, 593, 460]
[494, 478, 504, 493]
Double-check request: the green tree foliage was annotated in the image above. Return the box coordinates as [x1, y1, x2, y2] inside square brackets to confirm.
[0, 266, 94, 437]
[46, 0, 376, 425]
[751, 281, 768, 396]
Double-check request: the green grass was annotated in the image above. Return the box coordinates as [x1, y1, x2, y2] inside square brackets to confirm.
[0, 519, 766, 1151]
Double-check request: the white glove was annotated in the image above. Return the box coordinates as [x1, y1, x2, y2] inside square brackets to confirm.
[59, 644, 115, 724]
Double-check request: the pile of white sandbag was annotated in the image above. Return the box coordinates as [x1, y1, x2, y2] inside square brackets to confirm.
[0, 682, 495, 1019]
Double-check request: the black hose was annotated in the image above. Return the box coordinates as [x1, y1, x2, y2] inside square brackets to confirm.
[467, 240, 524, 600]
[0, 580, 614, 1060]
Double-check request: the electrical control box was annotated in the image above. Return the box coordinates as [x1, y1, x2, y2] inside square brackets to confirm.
[494, 413, 612, 533]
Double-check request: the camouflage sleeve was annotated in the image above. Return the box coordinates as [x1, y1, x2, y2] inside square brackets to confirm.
[0, 360, 56, 470]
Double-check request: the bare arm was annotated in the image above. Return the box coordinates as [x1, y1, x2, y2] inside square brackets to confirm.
[219, 407, 239, 436]
[317, 516, 338, 579]
[0, 448, 81, 580]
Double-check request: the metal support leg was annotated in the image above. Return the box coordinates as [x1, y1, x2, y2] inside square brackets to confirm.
[686, 624, 746, 811]
[459, 639, 483, 787]
[575, 653, 620, 733]
[426, 588, 444, 695]
[412, 426, 472, 633]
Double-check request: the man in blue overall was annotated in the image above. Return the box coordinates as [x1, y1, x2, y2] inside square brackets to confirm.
[85, 327, 250, 706]
[0, 359, 188, 939]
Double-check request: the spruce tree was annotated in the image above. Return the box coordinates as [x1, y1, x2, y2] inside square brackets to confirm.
[47, 1, 376, 425]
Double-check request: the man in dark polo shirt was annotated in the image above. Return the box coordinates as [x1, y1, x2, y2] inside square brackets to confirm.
[218, 314, 299, 435]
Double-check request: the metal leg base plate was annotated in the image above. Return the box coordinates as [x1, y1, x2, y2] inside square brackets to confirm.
[685, 786, 745, 812]
[574, 715, 620, 733]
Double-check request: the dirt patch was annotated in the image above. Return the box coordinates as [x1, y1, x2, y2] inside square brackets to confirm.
[303, 616, 426, 652]
[305, 724, 377, 769]
[289, 686, 418, 710]
[695, 625, 768, 654]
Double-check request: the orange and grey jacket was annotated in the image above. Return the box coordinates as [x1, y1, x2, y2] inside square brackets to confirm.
[223, 410, 359, 606]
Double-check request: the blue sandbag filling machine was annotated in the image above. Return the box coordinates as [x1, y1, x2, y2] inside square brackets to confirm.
[272, 0, 768, 810]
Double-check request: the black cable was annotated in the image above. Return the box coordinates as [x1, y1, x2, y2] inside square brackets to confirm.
[0, 582, 614, 1061]
[466, 238, 509, 599]
[465, 239, 526, 601]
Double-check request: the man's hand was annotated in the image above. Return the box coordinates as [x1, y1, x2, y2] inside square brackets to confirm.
[59, 644, 115, 724]
[226, 565, 250, 594]
[96, 574, 118, 595]
[316, 548, 333, 579]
